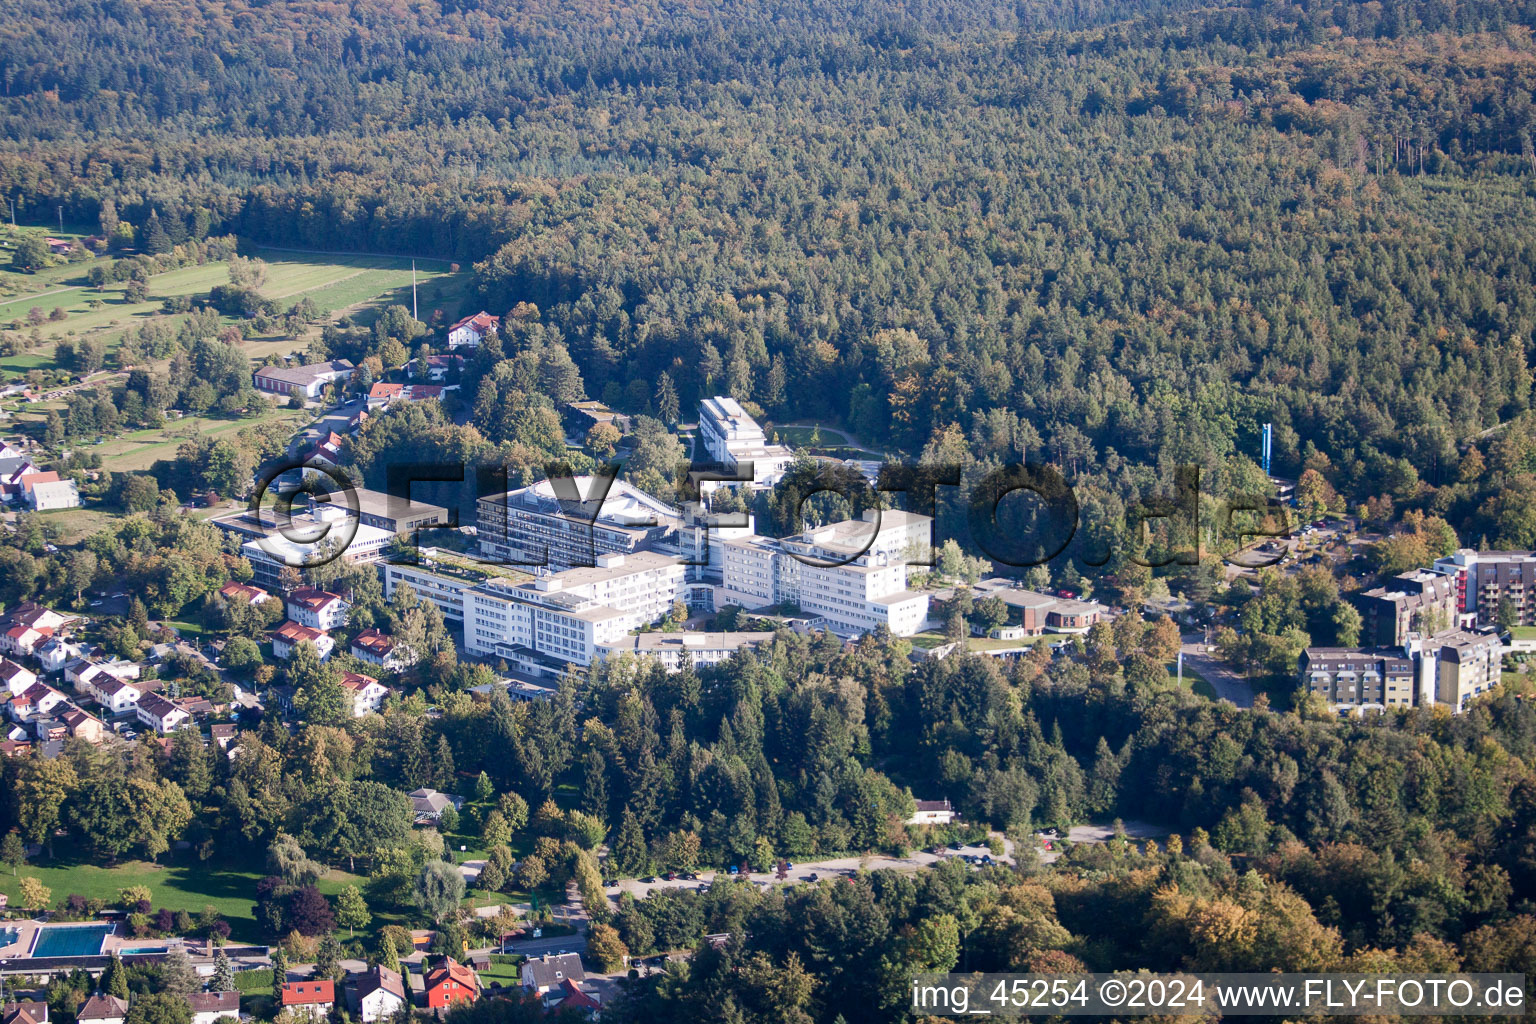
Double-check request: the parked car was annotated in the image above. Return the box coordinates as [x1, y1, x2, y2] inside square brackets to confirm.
[805, 872, 820, 882]
[663, 871, 676, 881]
[640, 876, 656, 884]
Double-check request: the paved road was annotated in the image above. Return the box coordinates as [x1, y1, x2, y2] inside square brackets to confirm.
[607, 839, 1015, 902]
[1179, 635, 1254, 707]
[1035, 821, 1166, 864]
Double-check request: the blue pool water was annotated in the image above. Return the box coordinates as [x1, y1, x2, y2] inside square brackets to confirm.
[31, 924, 112, 957]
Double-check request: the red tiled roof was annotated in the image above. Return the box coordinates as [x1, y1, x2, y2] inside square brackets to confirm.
[425, 958, 479, 993]
[273, 621, 326, 645]
[288, 589, 344, 611]
[352, 629, 394, 654]
[449, 311, 499, 334]
[281, 981, 335, 1006]
[339, 671, 379, 693]
[219, 581, 269, 603]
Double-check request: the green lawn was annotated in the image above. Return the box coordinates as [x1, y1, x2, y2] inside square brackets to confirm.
[31, 507, 120, 545]
[771, 424, 851, 448]
[1170, 664, 1218, 699]
[908, 630, 1052, 652]
[0, 853, 366, 944]
[1508, 626, 1536, 640]
[0, 249, 463, 378]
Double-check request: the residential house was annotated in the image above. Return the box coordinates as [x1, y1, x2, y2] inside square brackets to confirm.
[187, 992, 239, 1024]
[279, 982, 335, 1021]
[271, 621, 334, 661]
[0, 454, 42, 503]
[218, 581, 273, 606]
[907, 799, 957, 825]
[35, 637, 80, 674]
[520, 953, 586, 997]
[20, 471, 81, 510]
[446, 311, 499, 349]
[210, 723, 237, 750]
[286, 589, 349, 630]
[0, 658, 37, 696]
[408, 788, 463, 823]
[422, 958, 479, 1010]
[412, 353, 462, 381]
[546, 979, 601, 1015]
[340, 672, 390, 717]
[351, 629, 407, 671]
[9, 683, 68, 722]
[0, 623, 52, 657]
[92, 676, 160, 716]
[304, 432, 346, 470]
[1, 1001, 50, 1024]
[135, 692, 192, 734]
[76, 995, 127, 1024]
[367, 382, 405, 408]
[59, 706, 106, 743]
[353, 965, 409, 1022]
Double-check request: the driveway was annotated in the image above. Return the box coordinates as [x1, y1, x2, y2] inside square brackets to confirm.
[1179, 635, 1254, 707]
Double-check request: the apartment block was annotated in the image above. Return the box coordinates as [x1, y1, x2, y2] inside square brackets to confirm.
[1356, 569, 1459, 646]
[1299, 626, 1502, 712]
[1433, 549, 1536, 627]
[241, 507, 394, 590]
[596, 631, 777, 671]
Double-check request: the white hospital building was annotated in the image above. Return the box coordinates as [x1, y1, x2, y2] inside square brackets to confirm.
[719, 509, 932, 636]
[697, 396, 795, 488]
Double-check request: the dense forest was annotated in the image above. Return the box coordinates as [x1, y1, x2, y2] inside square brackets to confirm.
[6, 0, 1536, 520]
[7, 0, 1536, 1018]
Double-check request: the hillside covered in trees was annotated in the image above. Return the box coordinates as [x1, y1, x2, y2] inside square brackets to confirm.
[5, 0, 1536, 520]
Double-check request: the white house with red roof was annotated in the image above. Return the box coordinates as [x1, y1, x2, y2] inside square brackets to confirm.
[279, 981, 335, 1022]
[0, 623, 52, 657]
[271, 621, 334, 661]
[447, 311, 499, 349]
[350, 629, 408, 671]
[219, 581, 273, 606]
[286, 589, 349, 630]
[339, 672, 390, 717]
[7, 682, 68, 723]
[20, 471, 80, 510]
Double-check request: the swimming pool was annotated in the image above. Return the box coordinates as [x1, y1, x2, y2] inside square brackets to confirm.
[0, 927, 18, 948]
[30, 924, 112, 958]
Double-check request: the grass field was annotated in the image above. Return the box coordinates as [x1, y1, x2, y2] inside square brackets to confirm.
[0, 854, 366, 944]
[908, 630, 1054, 652]
[0, 248, 463, 377]
[1170, 665, 1219, 699]
[32, 507, 120, 545]
[89, 406, 309, 473]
